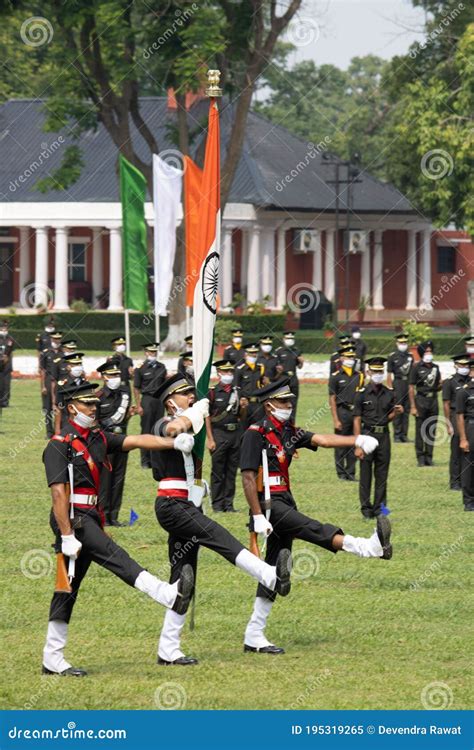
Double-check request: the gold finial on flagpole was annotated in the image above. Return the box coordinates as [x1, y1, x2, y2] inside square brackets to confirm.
[206, 69, 222, 98]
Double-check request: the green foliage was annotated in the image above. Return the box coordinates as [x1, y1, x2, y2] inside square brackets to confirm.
[215, 313, 286, 343]
[69, 298, 91, 313]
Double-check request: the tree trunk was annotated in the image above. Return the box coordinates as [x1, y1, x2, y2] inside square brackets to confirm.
[468, 281, 474, 333]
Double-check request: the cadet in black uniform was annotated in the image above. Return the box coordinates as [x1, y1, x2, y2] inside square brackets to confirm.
[0, 319, 15, 408]
[328, 343, 365, 480]
[134, 343, 167, 469]
[177, 335, 193, 376]
[235, 343, 265, 428]
[257, 336, 279, 383]
[36, 317, 56, 361]
[329, 334, 351, 377]
[206, 359, 245, 512]
[223, 328, 246, 365]
[151, 373, 292, 665]
[97, 361, 132, 526]
[275, 332, 303, 415]
[54, 352, 87, 433]
[354, 357, 400, 518]
[41, 381, 195, 676]
[442, 353, 470, 490]
[240, 379, 392, 654]
[177, 350, 194, 383]
[387, 333, 414, 442]
[40, 331, 63, 438]
[109, 336, 134, 394]
[456, 360, 474, 511]
[351, 325, 367, 368]
[409, 340, 441, 466]
[464, 334, 474, 359]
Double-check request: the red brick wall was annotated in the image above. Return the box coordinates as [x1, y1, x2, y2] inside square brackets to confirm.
[381, 230, 408, 309]
[285, 229, 313, 296]
[431, 230, 473, 311]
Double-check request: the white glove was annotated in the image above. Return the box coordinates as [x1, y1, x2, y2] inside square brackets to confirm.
[61, 534, 82, 560]
[173, 433, 195, 454]
[182, 398, 210, 434]
[253, 514, 273, 536]
[355, 435, 379, 455]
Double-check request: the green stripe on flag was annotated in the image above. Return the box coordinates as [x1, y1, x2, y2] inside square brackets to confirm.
[120, 155, 149, 312]
[194, 346, 214, 460]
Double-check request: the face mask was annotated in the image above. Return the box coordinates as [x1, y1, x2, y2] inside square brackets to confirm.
[457, 367, 469, 377]
[115, 344, 126, 353]
[70, 366, 84, 378]
[423, 353, 433, 363]
[371, 373, 384, 384]
[220, 373, 234, 385]
[342, 358, 355, 368]
[0, 330, 7, 336]
[352, 332, 361, 340]
[45, 326, 55, 333]
[397, 344, 408, 352]
[146, 354, 157, 362]
[246, 355, 257, 365]
[271, 405, 293, 423]
[185, 365, 194, 376]
[71, 405, 95, 428]
[261, 344, 272, 354]
[232, 337, 242, 345]
[283, 338, 295, 347]
[51, 341, 60, 349]
[467, 346, 474, 354]
[106, 377, 121, 390]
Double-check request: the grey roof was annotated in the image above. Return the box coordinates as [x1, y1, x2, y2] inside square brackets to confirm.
[0, 97, 416, 215]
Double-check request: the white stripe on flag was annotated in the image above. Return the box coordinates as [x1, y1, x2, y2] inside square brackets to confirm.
[153, 154, 183, 317]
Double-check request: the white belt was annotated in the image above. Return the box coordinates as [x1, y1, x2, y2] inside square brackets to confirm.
[268, 476, 284, 487]
[158, 480, 188, 491]
[71, 493, 98, 506]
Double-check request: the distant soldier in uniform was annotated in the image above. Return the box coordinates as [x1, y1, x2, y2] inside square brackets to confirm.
[409, 340, 441, 467]
[177, 350, 194, 383]
[351, 325, 367, 368]
[328, 343, 365, 480]
[329, 334, 351, 376]
[109, 337, 134, 394]
[275, 332, 303, 415]
[206, 359, 245, 512]
[387, 333, 414, 442]
[456, 359, 474, 511]
[40, 331, 63, 438]
[56, 339, 79, 383]
[224, 328, 246, 365]
[41, 381, 195, 676]
[257, 336, 279, 383]
[177, 335, 193, 376]
[235, 343, 265, 428]
[464, 334, 474, 359]
[0, 319, 15, 408]
[151, 373, 292, 665]
[442, 353, 470, 491]
[97, 361, 132, 526]
[134, 343, 167, 470]
[354, 357, 401, 518]
[36, 317, 56, 361]
[54, 352, 87, 433]
[240, 379, 392, 655]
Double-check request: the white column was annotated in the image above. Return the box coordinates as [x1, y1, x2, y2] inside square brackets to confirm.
[91, 227, 104, 308]
[360, 233, 371, 303]
[53, 227, 69, 310]
[240, 230, 248, 299]
[372, 229, 384, 310]
[220, 226, 233, 307]
[324, 229, 335, 302]
[406, 229, 418, 310]
[18, 226, 30, 299]
[312, 230, 322, 292]
[34, 226, 49, 307]
[108, 227, 123, 310]
[420, 228, 432, 310]
[247, 225, 261, 303]
[276, 226, 287, 309]
[261, 228, 275, 304]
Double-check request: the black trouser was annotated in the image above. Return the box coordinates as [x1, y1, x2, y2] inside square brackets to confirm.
[99, 444, 129, 522]
[140, 394, 164, 467]
[448, 410, 462, 487]
[256, 493, 342, 601]
[393, 380, 409, 439]
[0, 364, 12, 407]
[42, 378, 55, 438]
[359, 431, 391, 516]
[48, 508, 143, 623]
[210, 426, 241, 511]
[335, 405, 356, 478]
[415, 395, 438, 461]
[460, 421, 474, 508]
[155, 497, 245, 589]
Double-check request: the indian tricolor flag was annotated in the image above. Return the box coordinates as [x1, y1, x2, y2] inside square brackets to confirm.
[192, 97, 221, 458]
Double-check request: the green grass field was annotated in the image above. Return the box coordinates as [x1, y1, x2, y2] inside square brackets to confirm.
[0, 380, 471, 711]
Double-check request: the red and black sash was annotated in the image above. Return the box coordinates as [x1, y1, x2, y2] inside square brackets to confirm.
[51, 432, 104, 495]
[250, 422, 291, 491]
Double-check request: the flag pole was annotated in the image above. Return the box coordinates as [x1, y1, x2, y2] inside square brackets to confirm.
[185, 306, 191, 336]
[124, 308, 131, 357]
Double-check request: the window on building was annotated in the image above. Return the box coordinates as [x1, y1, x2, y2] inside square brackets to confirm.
[437, 246, 456, 273]
[68, 242, 86, 282]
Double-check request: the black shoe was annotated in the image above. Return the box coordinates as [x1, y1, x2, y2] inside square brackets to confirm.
[141, 463, 152, 470]
[394, 437, 402, 443]
[109, 520, 127, 527]
[376, 516, 392, 560]
[361, 510, 375, 519]
[225, 507, 239, 513]
[417, 457, 425, 467]
[172, 564, 194, 615]
[42, 665, 87, 677]
[157, 655, 198, 666]
[424, 457, 433, 466]
[450, 484, 462, 491]
[275, 549, 292, 597]
[464, 503, 474, 511]
[345, 475, 357, 482]
[244, 644, 285, 654]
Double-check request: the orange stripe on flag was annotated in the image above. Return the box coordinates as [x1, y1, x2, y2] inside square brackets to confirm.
[184, 155, 203, 307]
[197, 100, 221, 258]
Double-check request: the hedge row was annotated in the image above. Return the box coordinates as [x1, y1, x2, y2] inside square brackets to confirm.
[3, 312, 164, 333]
[277, 332, 466, 355]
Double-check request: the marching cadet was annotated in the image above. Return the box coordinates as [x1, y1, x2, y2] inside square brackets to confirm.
[387, 333, 414, 442]
[235, 343, 265, 428]
[36, 317, 56, 360]
[442, 353, 470, 490]
[351, 325, 367, 367]
[240, 379, 392, 655]
[151, 373, 292, 665]
[40, 331, 63, 438]
[257, 336, 279, 383]
[409, 340, 441, 467]
[0, 319, 15, 408]
[41, 380, 195, 676]
[206, 359, 246, 512]
[464, 334, 474, 358]
[328, 343, 365, 480]
[275, 331, 304, 415]
[224, 328, 246, 365]
[134, 342, 167, 470]
[456, 359, 474, 511]
[329, 334, 351, 376]
[97, 361, 132, 526]
[54, 352, 87, 433]
[177, 335, 193, 376]
[353, 357, 401, 518]
[109, 336, 134, 394]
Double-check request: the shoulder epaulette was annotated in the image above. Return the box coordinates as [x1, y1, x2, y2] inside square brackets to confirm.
[58, 379, 67, 386]
[248, 424, 264, 432]
[237, 362, 246, 369]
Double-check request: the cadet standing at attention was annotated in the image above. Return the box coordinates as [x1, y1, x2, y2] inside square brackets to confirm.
[456, 359, 474, 511]
[387, 333, 413, 442]
[328, 343, 365, 481]
[109, 336, 134, 395]
[54, 352, 87, 433]
[257, 336, 279, 383]
[177, 335, 193, 376]
[442, 353, 470, 491]
[224, 328, 246, 365]
[36, 317, 56, 362]
[409, 340, 441, 467]
[40, 331, 63, 438]
[134, 343, 167, 470]
[350, 325, 367, 368]
[329, 334, 351, 377]
[235, 343, 265, 428]
[0, 319, 16, 408]
[275, 331, 304, 416]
